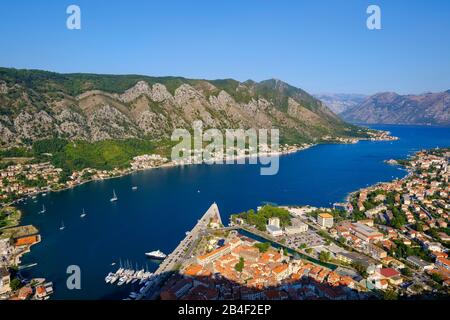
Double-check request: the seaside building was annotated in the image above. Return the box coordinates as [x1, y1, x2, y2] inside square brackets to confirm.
[268, 217, 280, 228]
[17, 286, 33, 300]
[284, 222, 308, 235]
[197, 244, 232, 266]
[436, 257, 450, 272]
[406, 256, 435, 271]
[0, 238, 11, 256]
[0, 267, 11, 295]
[349, 223, 384, 243]
[317, 213, 334, 228]
[336, 252, 380, 273]
[267, 217, 283, 237]
[197, 238, 241, 266]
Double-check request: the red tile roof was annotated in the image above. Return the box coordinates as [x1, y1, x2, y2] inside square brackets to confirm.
[380, 268, 400, 278]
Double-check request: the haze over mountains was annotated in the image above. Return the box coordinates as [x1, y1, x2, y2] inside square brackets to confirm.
[313, 93, 367, 114]
[0, 67, 366, 148]
[315, 91, 450, 126]
[340, 91, 450, 126]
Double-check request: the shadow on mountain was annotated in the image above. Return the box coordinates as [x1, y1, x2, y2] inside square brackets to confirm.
[154, 270, 450, 300]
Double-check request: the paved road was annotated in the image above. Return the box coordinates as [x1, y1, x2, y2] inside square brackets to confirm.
[136, 202, 221, 300]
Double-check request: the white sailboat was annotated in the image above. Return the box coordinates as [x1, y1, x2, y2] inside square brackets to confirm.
[80, 208, 87, 218]
[59, 220, 65, 231]
[39, 205, 46, 214]
[132, 186, 138, 191]
[110, 189, 118, 202]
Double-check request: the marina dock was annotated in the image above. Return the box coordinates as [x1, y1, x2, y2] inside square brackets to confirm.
[135, 202, 222, 300]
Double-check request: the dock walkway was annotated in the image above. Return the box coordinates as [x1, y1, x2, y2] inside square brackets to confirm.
[136, 202, 222, 300]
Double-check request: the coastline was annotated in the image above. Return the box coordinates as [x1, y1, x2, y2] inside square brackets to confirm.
[9, 143, 316, 205]
[7, 131, 398, 206]
[343, 156, 416, 206]
[2, 133, 402, 299]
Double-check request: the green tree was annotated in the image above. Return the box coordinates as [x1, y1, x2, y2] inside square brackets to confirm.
[431, 273, 443, 284]
[319, 251, 331, 262]
[352, 262, 368, 278]
[401, 267, 412, 277]
[235, 257, 244, 272]
[254, 242, 271, 253]
[10, 278, 22, 291]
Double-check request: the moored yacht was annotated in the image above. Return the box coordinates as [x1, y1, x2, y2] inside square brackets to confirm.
[105, 272, 114, 283]
[145, 250, 167, 260]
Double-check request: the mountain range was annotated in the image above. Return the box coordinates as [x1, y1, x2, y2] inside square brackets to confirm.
[339, 91, 450, 126]
[313, 93, 367, 114]
[0, 67, 367, 148]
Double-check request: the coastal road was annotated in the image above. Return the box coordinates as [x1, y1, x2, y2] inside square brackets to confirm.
[137, 202, 221, 299]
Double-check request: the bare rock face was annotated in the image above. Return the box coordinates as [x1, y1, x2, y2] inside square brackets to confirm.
[151, 83, 173, 102]
[174, 84, 205, 108]
[87, 104, 140, 141]
[0, 121, 16, 146]
[174, 84, 219, 127]
[54, 109, 89, 140]
[0, 81, 7, 94]
[0, 67, 359, 146]
[136, 110, 171, 137]
[120, 81, 153, 103]
[13, 111, 56, 141]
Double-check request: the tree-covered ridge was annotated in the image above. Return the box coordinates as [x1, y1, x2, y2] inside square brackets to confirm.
[0, 68, 325, 109]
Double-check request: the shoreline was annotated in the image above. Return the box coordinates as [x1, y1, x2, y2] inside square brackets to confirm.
[7, 133, 398, 206]
[4, 134, 402, 296]
[8, 143, 318, 205]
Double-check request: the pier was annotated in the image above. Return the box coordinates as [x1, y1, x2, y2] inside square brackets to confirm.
[136, 202, 222, 300]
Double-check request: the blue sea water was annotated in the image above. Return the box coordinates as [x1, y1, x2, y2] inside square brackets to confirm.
[17, 125, 450, 299]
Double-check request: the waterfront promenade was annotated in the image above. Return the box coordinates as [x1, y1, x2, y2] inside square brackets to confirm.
[137, 202, 222, 300]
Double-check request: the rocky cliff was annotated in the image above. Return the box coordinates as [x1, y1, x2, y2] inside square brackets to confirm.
[0, 67, 367, 147]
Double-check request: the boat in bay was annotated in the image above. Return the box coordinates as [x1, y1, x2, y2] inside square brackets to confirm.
[145, 250, 167, 260]
[110, 189, 118, 202]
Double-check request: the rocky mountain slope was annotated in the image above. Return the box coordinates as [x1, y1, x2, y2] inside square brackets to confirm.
[0, 67, 368, 147]
[313, 93, 367, 114]
[341, 91, 450, 126]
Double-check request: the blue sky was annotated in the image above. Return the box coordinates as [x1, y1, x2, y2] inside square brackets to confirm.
[0, 0, 449, 94]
